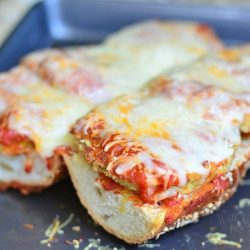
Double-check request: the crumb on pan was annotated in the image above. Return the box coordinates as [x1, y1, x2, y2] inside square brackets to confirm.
[23, 223, 34, 230]
[72, 225, 81, 232]
[206, 232, 242, 248]
[40, 213, 74, 247]
[209, 226, 216, 232]
[65, 238, 83, 249]
[83, 238, 125, 250]
[239, 179, 250, 186]
[138, 241, 161, 248]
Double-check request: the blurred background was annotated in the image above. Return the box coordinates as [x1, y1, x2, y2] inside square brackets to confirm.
[0, 0, 37, 44]
[1, 0, 250, 46]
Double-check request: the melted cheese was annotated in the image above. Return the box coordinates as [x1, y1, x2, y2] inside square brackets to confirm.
[151, 80, 246, 126]
[162, 46, 250, 157]
[0, 68, 91, 157]
[9, 86, 91, 157]
[23, 21, 222, 104]
[169, 47, 250, 95]
[91, 94, 240, 201]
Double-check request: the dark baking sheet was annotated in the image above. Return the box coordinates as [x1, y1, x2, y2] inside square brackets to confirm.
[1, 1, 250, 249]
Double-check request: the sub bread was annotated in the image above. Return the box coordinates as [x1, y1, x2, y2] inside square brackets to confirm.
[64, 153, 241, 244]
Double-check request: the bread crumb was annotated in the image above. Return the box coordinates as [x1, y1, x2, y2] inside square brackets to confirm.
[23, 224, 34, 230]
[209, 226, 216, 232]
[72, 226, 81, 232]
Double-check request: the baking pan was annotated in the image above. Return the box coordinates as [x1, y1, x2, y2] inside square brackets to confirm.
[0, 1, 250, 249]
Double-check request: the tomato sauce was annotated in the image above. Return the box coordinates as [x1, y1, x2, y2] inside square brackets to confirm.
[0, 128, 29, 146]
[98, 169, 236, 226]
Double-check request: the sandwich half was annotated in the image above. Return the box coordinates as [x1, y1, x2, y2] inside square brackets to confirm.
[66, 76, 248, 243]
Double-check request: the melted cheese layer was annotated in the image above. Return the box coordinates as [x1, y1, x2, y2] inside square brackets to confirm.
[23, 21, 223, 104]
[102, 95, 238, 169]
[74, 90, 241, 202]
[0, 67, 91, 157]
[168, 47, 250, 96]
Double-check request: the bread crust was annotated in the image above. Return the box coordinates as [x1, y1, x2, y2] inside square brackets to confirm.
[65, 154, 165, 243]
[65, 154, 241, 244]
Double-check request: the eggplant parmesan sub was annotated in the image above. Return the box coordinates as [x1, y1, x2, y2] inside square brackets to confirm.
[1, 18, 250, 244]
[66, 77, 249, 243]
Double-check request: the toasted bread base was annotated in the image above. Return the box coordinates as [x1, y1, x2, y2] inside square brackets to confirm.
[65, 153, 239, 244]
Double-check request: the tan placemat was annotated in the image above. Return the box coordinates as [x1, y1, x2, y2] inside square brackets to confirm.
[0, 0, 38, 46]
